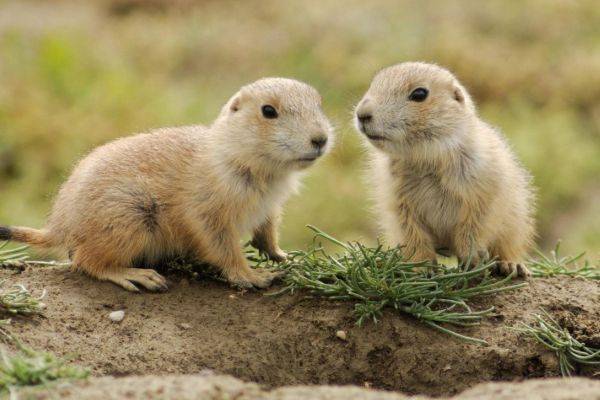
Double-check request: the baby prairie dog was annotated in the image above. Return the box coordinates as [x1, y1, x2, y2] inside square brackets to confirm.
[355, 62, 535, 277]
[0, 78, 332, 291]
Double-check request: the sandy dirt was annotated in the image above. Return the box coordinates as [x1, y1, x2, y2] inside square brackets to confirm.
[17, 374, 600, 400]
[1, 266, 599, 397]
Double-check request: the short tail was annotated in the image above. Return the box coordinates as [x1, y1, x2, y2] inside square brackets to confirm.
[0, 225, 53, 248]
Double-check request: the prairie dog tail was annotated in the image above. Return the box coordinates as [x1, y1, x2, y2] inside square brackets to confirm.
[0, 226, 53, 248]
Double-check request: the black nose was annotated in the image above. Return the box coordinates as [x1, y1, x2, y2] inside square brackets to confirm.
[311, 136, 328, 149]
[357, 113, 372, 124]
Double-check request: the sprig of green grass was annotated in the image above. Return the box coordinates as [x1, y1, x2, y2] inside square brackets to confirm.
[0, 244, 49, 316]
[513, 310, 600, 376]
[258, 225, 527, 345]
[0, 339, 89, 397]
[527, 242, 599, 280]
[0, 282, 46, 316]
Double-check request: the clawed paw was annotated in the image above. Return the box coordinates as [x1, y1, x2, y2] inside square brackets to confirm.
[495, 261, 531, 278]
[267, 250, 288, 263]
[105, 268, 168, 292]
[229, 268, 286, 290]
[253, 245, 288, 263]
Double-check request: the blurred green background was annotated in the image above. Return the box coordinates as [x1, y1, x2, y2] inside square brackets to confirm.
[0, 0, 598, 256]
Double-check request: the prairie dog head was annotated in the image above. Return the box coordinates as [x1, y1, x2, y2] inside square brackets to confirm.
[212, 78, 333, 171]
[354, 62, 475, 154]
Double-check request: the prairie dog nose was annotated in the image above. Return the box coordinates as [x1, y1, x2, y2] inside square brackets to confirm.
[311, 135, 328, 149]
[357, 112, 372, 124]
[356, 98, 374, 123]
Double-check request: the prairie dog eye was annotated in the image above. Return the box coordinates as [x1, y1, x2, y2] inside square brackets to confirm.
[408, 88, 429, 102]
[261, 105, 278, 119]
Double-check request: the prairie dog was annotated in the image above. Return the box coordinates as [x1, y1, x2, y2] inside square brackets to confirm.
[1, 78, 333, 291]
[354, 62, 535, 277]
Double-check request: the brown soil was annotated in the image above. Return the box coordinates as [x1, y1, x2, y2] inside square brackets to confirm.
[2, 266, 599, 397]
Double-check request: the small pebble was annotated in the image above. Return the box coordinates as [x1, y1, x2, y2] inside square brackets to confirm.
[109, 310, 125, 322]
[336, 330, 347, 341]
[179, 323, 192, 330]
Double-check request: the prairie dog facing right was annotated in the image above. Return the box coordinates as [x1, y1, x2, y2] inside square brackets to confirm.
[1, 78, 333, 291]
[355, 62, 535, 276]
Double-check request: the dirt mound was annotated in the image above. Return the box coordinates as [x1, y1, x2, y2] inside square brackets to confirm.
[18, 374, 600, 400]
[2, 267, 599, 396]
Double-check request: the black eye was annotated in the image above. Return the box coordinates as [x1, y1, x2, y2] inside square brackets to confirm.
[261, 105, 278, 119]
[408, 88, 429, 102]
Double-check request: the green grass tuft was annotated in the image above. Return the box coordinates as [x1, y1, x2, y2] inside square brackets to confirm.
[0, 282, 46, 316]
[257, 225, 527, 345]
[527, 242, 599, 280]
[0, 341, 89, 395]
[513, 310, 600, 377]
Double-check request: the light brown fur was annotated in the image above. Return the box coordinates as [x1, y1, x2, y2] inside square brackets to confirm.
[2, 78, 332, 291]
[355, 62, 535, 276]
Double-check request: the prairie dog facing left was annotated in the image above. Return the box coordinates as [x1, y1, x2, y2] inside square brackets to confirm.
[0, 78, 333, 291]
[355, 62, 535, 277]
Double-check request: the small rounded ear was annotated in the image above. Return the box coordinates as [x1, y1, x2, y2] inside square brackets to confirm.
[453, 86, 465, 104]
[229, 96, 241, 112]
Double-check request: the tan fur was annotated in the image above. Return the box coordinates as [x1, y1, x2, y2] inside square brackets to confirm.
[3, 78, 332, 291]
[355, 62, 535, 277]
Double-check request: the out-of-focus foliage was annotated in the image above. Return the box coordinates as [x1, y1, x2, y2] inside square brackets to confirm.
[0, 0, 598, 254]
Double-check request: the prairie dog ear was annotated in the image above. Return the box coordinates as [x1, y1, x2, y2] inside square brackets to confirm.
[453, 86, 465, 103]
[219, 93, 245, 118]
[229, 95, 241, 112]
